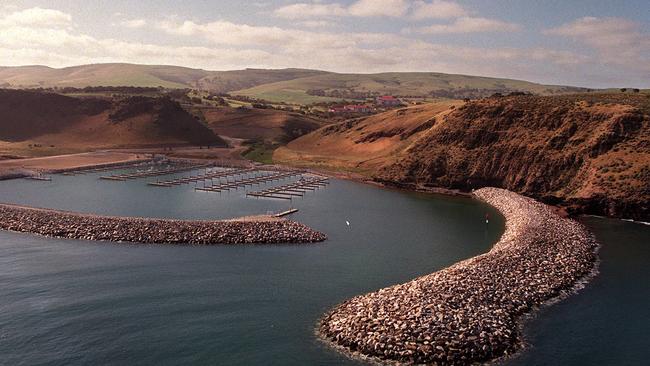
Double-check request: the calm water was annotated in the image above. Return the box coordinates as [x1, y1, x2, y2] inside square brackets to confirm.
[0, 170, 647, 365]
[0, 170, 503, 365]
[502, 217, 650, 366]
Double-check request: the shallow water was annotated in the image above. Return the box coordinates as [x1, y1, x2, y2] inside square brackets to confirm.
[0, 170, 503, 365]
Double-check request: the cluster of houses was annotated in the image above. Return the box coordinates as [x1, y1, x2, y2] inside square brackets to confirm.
[328, 95, 402, 114]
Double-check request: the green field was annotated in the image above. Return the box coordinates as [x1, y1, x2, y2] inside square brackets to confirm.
[0, 63, 598, 105]
[242, 142, 277, 164]
[232, 72, 588, 104]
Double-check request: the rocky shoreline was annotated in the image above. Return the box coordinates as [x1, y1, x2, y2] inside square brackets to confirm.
[319, 187, 598, 365]
[0, 203, 326, 244]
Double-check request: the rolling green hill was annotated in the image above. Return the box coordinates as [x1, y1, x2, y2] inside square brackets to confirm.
[0, 64, 327, 91]
[194, 68, 329, 93]
[232, 72, 587, 104]
[0, 64, 207, 88]
[0, 63, 591, 104]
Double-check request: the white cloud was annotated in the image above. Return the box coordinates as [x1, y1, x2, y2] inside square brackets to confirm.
[0, 7, 71, 28]
[544, 17, 650, 72]
[155, 18, 404, 49]
[274, 0, 408, 19]
[118, 19, 147, 28]
[274, 3, 347, 19]
[297, 20, 338, 28]
[411, 1, 467, 19]
[348, 0, 409, 17]
[411, 17, 521, 34]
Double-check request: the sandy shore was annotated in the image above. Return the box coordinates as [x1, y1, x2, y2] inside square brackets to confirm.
[0, 203, 326, 245]
[319, 187, 598, 365]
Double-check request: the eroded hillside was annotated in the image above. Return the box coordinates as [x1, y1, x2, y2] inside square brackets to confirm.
[279, 94, 650, 220]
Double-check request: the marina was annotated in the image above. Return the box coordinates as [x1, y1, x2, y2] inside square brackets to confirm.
[195, 170, 303, 192]
[99, 162, 213, 181]
[148, 167, 258, 187]
[247, 176, 329, 200]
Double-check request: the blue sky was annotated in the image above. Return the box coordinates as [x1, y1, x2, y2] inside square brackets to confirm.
[1, 0, 648, 87]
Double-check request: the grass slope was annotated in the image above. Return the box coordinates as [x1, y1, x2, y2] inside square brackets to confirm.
[275, 100, 459, 173]
[1, 63, 590, 105]
[233, 72, 586, 104]
[0, 64, 207, 88]
[0, 64, 327, 91]
[0, 89, 224, 157]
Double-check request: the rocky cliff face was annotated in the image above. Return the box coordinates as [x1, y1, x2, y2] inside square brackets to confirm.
[377, 94, 649, 220]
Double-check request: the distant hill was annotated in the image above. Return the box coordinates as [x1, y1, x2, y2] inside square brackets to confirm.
[0, 89, 225, 155]
[0, 64, 208, 89]
[277, 94, 650, 220]
[194, 68, 329, 93]
[232, 72, 587, 104]
[0, 63, 589, 104]
[0, 64, 327, 93]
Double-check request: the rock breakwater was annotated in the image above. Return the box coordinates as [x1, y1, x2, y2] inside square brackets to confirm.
[319, 187, 598, 365]
[0, 203, 326, 244]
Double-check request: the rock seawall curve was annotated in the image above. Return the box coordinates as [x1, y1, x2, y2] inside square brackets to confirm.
[319, 187, 598, 365]
[0, 203, 326, 244]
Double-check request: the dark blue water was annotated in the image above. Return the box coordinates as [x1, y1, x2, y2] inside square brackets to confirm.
[502, 217, 650, 366]
[1, 171, 648, 365]
[0, 171, 504, 365]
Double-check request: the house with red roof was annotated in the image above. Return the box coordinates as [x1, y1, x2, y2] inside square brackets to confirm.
[375, 95, 401, 106]
[344, 104, 372, 113]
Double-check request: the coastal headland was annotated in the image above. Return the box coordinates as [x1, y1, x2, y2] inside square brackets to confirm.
[319, 187, 598, 365]
[0, 203, 326, 245]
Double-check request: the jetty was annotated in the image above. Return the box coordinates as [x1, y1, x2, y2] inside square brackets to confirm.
[274, 208, 299, 217]
[0, 203, 326, 245]
[100, 162, 212, 181]
[319, 188, 598, 365]
[247, 176, 329, 200]
[148, 167, 257, 187]
[195, 170, 303, 192]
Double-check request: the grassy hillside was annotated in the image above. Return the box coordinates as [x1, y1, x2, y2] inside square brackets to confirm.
[194, 68, 329, 93]
[0, 64, 208, 88]
[277, 94, 650, 220]
[233, 72, 587, 104]
[275, 100, 458, 173]
[190, 104, 328, 164]
[198, 106, 326, 143]
[0, 89, 225, 157]
[0, 63, 592, 105]
[0, 64, 328, 92]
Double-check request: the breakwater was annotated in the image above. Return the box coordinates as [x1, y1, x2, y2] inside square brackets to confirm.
[319, 188, 598, 365]
[0, 203, 326, 244]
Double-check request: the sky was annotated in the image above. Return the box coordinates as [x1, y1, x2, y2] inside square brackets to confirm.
[0, 0, 648, 88]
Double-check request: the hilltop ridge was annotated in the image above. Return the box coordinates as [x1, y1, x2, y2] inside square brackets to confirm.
[0, 63, 588, 104]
